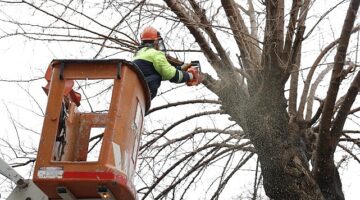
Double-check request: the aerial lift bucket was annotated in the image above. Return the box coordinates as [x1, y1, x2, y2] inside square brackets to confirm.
[33, 59, 150, 200]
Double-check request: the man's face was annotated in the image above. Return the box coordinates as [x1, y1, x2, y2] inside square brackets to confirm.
[157, 37, 166, 52]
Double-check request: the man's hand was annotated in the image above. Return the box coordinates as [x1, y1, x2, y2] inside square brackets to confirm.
[181, 63, 192, 71]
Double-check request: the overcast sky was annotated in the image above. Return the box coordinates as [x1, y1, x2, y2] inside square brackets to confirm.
[0, 0, 359, 199]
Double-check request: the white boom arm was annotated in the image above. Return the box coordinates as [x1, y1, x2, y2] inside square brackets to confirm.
[0, 158, 48, 200]
[0, 157, 26, 187]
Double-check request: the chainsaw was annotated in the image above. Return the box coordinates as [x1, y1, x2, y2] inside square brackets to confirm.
[166, 55, 203, 86]
[186, 61, 203, 86]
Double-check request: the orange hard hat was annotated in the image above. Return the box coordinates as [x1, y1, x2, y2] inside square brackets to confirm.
[140, 26, 160, 41]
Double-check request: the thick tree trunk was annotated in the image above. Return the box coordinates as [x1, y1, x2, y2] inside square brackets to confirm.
[164, 0, 359, 199]
[240, 80, 324, 199]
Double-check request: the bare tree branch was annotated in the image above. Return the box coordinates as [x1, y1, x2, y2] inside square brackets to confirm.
[298, 24, 360, 118]
[147, 99, 221, 115]
[314, 0, 360, 198]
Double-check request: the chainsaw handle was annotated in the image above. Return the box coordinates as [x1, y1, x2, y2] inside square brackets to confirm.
[190, 61, 201, 72]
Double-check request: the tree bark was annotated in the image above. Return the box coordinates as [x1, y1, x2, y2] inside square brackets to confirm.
[241, 73, 324, 199]
[162, 0, 359, 199]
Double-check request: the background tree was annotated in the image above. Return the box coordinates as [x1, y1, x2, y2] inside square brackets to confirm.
[0, 0, 359, 199]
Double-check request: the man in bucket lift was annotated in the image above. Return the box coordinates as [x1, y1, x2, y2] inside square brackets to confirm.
[132, 26, 203, 99]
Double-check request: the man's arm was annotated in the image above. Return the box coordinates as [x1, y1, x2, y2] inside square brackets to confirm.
[153, 51, 192, 83]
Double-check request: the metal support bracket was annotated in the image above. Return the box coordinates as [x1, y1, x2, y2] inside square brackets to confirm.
[97, 186, 115, 199]
[57, 187, 77, 200]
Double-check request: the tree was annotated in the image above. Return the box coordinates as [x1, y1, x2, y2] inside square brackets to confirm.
[0, 0, 359, 199]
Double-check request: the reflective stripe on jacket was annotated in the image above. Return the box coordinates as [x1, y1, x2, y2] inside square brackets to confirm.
[132, 47, 190, 99]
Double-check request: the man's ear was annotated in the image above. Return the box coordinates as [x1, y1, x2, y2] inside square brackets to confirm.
[153, 39, 159, 50]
